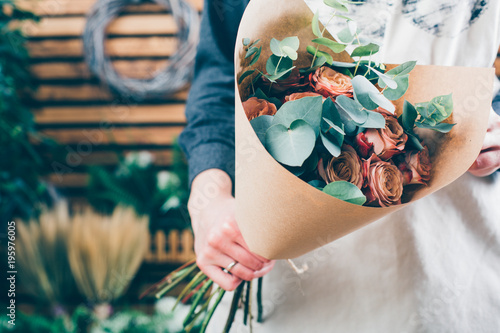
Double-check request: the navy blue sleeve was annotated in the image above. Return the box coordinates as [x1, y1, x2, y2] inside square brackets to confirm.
[178, 0, 250, 187]
[493, 88, 500, 115]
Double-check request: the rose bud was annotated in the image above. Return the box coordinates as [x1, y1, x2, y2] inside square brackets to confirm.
[364, 155, 404, 207]
[355, 132, 374, 158]
[242, 97, 278, 121]
[285, 92, 324, 102]
[322, 145, 364, 189]
[364, 115, 408, 160]
[310, 66, 354, 98]
[399, 147, 432, 186]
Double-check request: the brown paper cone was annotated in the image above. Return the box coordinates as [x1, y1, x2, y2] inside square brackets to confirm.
[235, 0, 494, 259]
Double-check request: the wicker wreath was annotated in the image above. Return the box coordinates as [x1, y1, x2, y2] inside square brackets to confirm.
[83, 0, 200, 100]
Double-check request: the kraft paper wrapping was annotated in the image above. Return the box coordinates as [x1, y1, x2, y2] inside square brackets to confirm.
[235, 0, 494, 259]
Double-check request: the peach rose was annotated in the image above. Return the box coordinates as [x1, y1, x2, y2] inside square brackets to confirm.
[398, 146, 432, 185]
[285, 92, 324, 102]
[364, 114, 407, 160]
[242, 97, 277, 121]
[310, 67, 353, 98]
[363, 154, 404, 207]
[318, 145, 364, 188]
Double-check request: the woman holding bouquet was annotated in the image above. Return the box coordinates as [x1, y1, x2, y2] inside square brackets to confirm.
[179, 0, 500, 331]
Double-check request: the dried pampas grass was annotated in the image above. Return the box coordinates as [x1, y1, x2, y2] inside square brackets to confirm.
[17, 201, 77, 305]
[67, 206, 149, 304]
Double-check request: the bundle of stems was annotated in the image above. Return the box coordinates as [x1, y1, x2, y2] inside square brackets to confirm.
[141, 260, 264, 333]
[17, 202, 77, 307]
[67, 205, 149, 310]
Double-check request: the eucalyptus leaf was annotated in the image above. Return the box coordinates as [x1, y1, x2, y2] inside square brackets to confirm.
[351, 43, 380, 58]
[382, 74, 409, 100]
[270, 38, 283, 57]
[313, 56, 327, 68]
[320, 131, 342, 157]
[238, 69, 255, 84]
[245, 47, 258, 59]
[281, 45, 298, 60]
[266, 55, 293, 75]
[308, 179, 326, 190]
[386, 61, 417, 77]
[351, 76, 395, 113]
[249, 46, 262, 66]
[335, 95, 369, 123]
[330, 60, 357, 68]
[265, 120, 316, 167]
[324, 0, 348, 12]
[407, 133, 424, 150]
[280, 36, 300, 51]
[250, 115, 273, 144]
[370, 67, 397, 89]
[272, 96, 323, 136]
[401, 100, 418, 131]
[337, 26, 354, 43]
[358, 110, 386, 129]
[249, 39, 261, 48]
[312, 37, 346, 53]
[306, 45, 333, 65]
[416, 94, 453, 125]
[322, 181, 366, 205]
[323, 117, 345, 135]
[312, 10, 322, 37]
[264, 66, 295, 83]
[322, 97, 343, 129]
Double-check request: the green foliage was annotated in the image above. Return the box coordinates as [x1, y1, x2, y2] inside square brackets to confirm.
[351, 76, 396, 112]
[415, 94, 455, 130]
[322, 181, 366, 205]
[265, 120, 316, 167]
[0, 300, 190, 333]
[86, 145, 190, 231]
[0, 1, 61, 222]
[272, 96, 323, 136]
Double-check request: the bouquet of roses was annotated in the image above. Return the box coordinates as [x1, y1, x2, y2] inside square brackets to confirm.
[242, 59, 449, 207]
[234, 0, 493, 260]
[143, 0, 494, 331]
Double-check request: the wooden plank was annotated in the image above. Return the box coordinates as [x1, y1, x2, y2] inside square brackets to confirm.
[21, 14, 178, 37]
[74, 150, 174, 166]
[34, 104, 187, 124]
[32, 84, 188, 102]
[27, 36, 177, 58]
[41, 126, 184, 145]
[47, 172, 88, 187]
[31, 59, 170, 80]
[17, 0, 203, 16]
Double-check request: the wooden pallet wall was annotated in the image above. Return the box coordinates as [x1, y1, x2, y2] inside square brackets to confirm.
[17, 0, 202, 196]
[15, 0, 500, 196]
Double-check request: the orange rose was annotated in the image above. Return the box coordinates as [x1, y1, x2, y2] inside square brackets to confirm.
[285, 92, 324, 102]
[318, 145, 364, 188]
[398, 146, 432, 185]
[364, 114, 407, 160]
[242, 97, 278, 121]
[310, 67, 354, 98]
[363, 154, 404, 207]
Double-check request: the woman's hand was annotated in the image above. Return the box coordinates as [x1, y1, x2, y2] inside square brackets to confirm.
[469, 109, 500, 177]
[188, 169, 274, 291]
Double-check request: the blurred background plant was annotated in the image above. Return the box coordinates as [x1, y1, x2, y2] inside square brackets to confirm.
[0, 0, 63, 223]
[85, 144, 190, 232]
